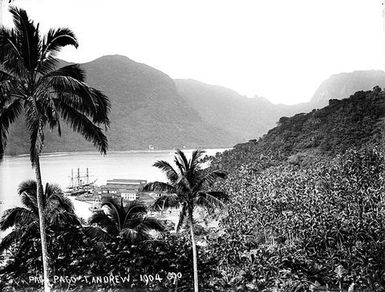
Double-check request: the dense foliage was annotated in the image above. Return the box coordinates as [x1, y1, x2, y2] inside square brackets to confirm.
[1, 229, 202, 291]
[212, 88, 385, 173]
[204, 148, 385, 291]
[2, 87, 385, 291]
[2, 148, 384, 291]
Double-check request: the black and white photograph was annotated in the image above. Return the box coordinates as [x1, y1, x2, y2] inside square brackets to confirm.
[1, 0, 385, 291]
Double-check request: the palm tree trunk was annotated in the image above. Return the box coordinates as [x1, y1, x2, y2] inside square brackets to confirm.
[189, 212, 199, 292]
[34, 155, 51, 292]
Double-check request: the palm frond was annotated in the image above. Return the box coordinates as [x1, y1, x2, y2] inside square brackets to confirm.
[139, 217, 165, 232]
[9, 6, 41, 72]
[19, 189, 38, 215]
[175, 149, 189, 172]
[152, 193, 180, 210]
[123, 201, 147, 228]
[82, 226, 112, 242]
[192, 170, 227, 194]
[18, 179, 38, 213]
[0, 68, 17, 84]
[0, 229, 23, 252]
[88, 211, 119, 236]
[41, 27, 78, 58]
[174, 156, 185, 175]
[120, 228, 141, 242]
[0, 207, 36, 230]
[46, 207, 81, 227]
[18, 179, 37, 196]
[142, 181, 176, 194]
[122, 217, 163, 242]
[153, 160, 179, 183]
[46, 67, 110, 125]
[0, 97, 22, 160]
[45, 64, 85, 82]
[0, 27, 29, 78]
[45, 183, 75, 214]
[100, 197, 126, 230]
[55, 101, 108, 154]
[190, 149, 205, 170]
[195, 192, 228, 214]
[205, 191, 229, 202]
[38, 55, 58, 76]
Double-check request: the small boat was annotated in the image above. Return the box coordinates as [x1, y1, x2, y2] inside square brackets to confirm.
[89, 198, 102, 213]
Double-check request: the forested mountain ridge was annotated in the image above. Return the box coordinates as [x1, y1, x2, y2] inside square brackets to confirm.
[4, 55, 233, 155]
[3, 54, 385, 155]
[211, 87, 385, 172]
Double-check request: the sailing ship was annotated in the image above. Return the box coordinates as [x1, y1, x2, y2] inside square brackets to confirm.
[66, 168, 97, 196]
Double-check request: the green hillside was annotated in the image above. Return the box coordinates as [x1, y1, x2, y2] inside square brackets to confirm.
[211, 87, 385, 172]
[199, 87, 385, 291]
[5, 55, 233, 155]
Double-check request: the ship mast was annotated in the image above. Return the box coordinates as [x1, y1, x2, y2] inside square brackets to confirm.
[70, 169, 74, 188]
[77, 168, 81, 187]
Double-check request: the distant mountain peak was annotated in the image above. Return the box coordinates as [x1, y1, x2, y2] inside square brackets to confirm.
[310, 70, 385, 107]
[88, 54, 134, 63]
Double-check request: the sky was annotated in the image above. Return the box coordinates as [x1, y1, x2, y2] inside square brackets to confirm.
[0, 0, 384, 104]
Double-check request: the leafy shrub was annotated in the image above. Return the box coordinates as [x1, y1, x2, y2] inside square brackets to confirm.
[207, 148, 385, 291]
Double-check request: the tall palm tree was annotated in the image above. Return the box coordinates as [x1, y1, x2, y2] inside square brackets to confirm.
[0, 180, 80, 253]
[0, 7, 110, 291]
[143, 149, 228, 292]
[87, 197, 164, 243]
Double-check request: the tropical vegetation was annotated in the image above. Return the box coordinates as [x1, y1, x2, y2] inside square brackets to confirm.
[0, 180, 80, 254]
[1, 4, 385, 292]
[143, 149, 228, 292]
[87, 197, 164, 243]
[0, 6, 110, 291]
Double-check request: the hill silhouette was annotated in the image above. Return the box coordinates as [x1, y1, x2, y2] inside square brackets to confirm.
[310, 70, 385, 108]
[5, 55, 233, 155]
[175, 79, 304, 143]
[211, 87, 385, 172]
[4, 55, 385, 155]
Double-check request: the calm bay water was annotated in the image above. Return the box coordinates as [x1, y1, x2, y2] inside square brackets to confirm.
[0, 149, 225, 220]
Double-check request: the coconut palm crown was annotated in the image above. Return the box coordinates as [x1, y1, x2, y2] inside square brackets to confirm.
[0, 7, 110, 291]
[0, 7, 110, 163]
[143, 149, 227, 292]
[88, 197, 164, 243]
[0, 180, 80, 253]
[143, 149, 228, 232]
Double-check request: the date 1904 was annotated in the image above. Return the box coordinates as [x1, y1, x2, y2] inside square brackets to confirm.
[140, 272, 182, 285]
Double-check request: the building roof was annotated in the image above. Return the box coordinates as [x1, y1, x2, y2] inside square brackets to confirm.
[106, 179, 147, 185]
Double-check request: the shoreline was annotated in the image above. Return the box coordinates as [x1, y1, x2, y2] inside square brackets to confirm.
[3, 148, 231, 159]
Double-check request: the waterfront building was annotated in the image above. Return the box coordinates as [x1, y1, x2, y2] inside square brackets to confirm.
[99, 179, 147, 201]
